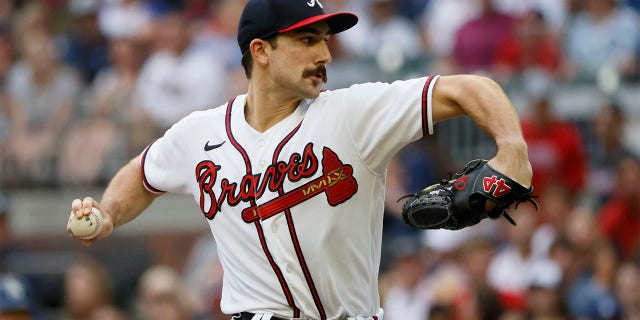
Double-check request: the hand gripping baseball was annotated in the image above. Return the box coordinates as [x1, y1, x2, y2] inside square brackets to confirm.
[400, 159, 538, 230]
[67, 197, 114, 246]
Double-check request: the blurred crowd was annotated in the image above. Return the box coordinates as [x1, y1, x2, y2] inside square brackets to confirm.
[0, 0, 639, 319]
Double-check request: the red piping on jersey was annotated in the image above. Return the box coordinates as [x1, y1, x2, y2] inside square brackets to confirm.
[421, 75, 435, 137]
[273, 121, 328, 319]
[225, 98, 301, 317]
[140, 141, 167, 194]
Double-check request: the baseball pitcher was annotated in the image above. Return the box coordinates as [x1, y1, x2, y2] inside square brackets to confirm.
[67, 0, 534, 319]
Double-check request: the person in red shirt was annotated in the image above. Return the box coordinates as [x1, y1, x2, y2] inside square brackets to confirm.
[493, 9, 561, 81]
[597, 156, 640, 260]
[521, 74, 587, 200]
[452, 0, 514, 73]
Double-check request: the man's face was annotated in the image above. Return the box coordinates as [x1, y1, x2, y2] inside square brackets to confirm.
[265, 21, 332, 99]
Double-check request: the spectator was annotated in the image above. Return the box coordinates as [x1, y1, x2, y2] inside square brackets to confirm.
[382, 140, 453, 269]
[427, 304, 453, 320]
[524, 259, 568, 320]
[133, 10, 227, 133]
[0, 0, 18, 32]
[90, 305, 128, 320]
[548, 236, 581, 302]
[0, 274, 33, 320]
[624, 0, 640, 12]
[493, 9, 562, 81]
[59, 37, 147, 186]
[419, 0, 479, 74]
[381, 238, 430, 320]
[181, 233, 225, 319]
[563, 207, 603, 277]
[63, 257, 118, 320]
[566, 0, 584, 16]
[452, 0, 514, 73]
[3, 29, 82, 187]
[520, 72, 587, 199]
[614, 262, 640, 320]
[10, 1, 53, 39]
[98, 0, 153, 40]
[395, 0, 431, 21]
[193, 0, 249, 97]
[61, 0, 109, 83]
[0, 30, 12, 84]
[597, 156, 640, 260]
[0, 32, 13, 148]
[454, 238, 504, 320]
[530, 185, 575, 256]
[563, 0, 639, 81]
[339, 0, 422, 64]
[487, 207, 548, 312]
[587, 102, 636, 206]
[492, 0, 569, 34]
[566, 241, 622, 319]
[0, 193, 19, 273]
[136, 265, 195, 320]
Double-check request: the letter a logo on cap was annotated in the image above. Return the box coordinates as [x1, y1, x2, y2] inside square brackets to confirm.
[307, 0, 323, 8]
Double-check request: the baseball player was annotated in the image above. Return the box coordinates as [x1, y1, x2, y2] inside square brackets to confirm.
[67, 0, 533, 319]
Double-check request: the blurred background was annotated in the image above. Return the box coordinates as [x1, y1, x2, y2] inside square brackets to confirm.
[0, 0, 639, 319]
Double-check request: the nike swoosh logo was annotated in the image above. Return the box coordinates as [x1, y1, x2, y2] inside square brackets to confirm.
[204, 140, 226, 151]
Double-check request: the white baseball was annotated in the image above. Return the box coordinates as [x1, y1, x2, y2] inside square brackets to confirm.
[68, 207, 104, 240]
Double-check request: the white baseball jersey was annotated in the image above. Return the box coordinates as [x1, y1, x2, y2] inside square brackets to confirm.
[141, 75, 440, 319]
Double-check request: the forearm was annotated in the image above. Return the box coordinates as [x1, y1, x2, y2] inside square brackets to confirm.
[433, 75, 525, 145]
[100, 156, 160, 228]
[432, 75, 531, 186]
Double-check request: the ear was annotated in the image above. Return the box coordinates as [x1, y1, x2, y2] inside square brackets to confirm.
[249, 39, 271, 67]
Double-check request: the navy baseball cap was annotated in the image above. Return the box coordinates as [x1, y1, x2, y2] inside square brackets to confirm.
[237, 0, 358, 54]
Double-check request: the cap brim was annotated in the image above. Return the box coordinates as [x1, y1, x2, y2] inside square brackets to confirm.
[279, 12, 358, 34]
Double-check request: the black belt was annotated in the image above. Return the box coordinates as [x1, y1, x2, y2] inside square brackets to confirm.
[234, 312, 288, 320]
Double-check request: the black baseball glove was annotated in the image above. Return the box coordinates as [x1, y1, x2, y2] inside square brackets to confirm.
[400, 159, 537, 230]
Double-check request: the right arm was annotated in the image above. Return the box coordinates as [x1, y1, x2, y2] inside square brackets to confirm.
[67, 155, 162, 245]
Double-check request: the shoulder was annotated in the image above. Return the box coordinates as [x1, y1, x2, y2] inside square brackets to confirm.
[313, 82, 387, 102]
[324, 81, 408, 96]
[186, 103, 227, 121]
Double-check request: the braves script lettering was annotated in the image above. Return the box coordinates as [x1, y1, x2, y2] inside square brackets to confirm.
[196, 143, 319, 219]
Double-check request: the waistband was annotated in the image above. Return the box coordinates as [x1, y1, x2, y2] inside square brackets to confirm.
[233, 312, 289, 320]
[233, 308, 384, 320]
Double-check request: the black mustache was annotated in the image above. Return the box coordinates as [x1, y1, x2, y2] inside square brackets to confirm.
[303, 65, 327, 83]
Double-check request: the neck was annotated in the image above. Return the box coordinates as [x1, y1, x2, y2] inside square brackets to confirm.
[245, 81, 302, 132]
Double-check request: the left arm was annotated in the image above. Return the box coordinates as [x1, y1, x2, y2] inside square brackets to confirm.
[431, 75, 532, 187]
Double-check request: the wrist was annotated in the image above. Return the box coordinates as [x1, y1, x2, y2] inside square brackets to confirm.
[490, 138, 532, 187]
[495, 138, 528, 158]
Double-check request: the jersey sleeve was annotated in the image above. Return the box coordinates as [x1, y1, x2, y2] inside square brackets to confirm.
[342, 75, 440, 173]
[140, 116, 197, 194]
